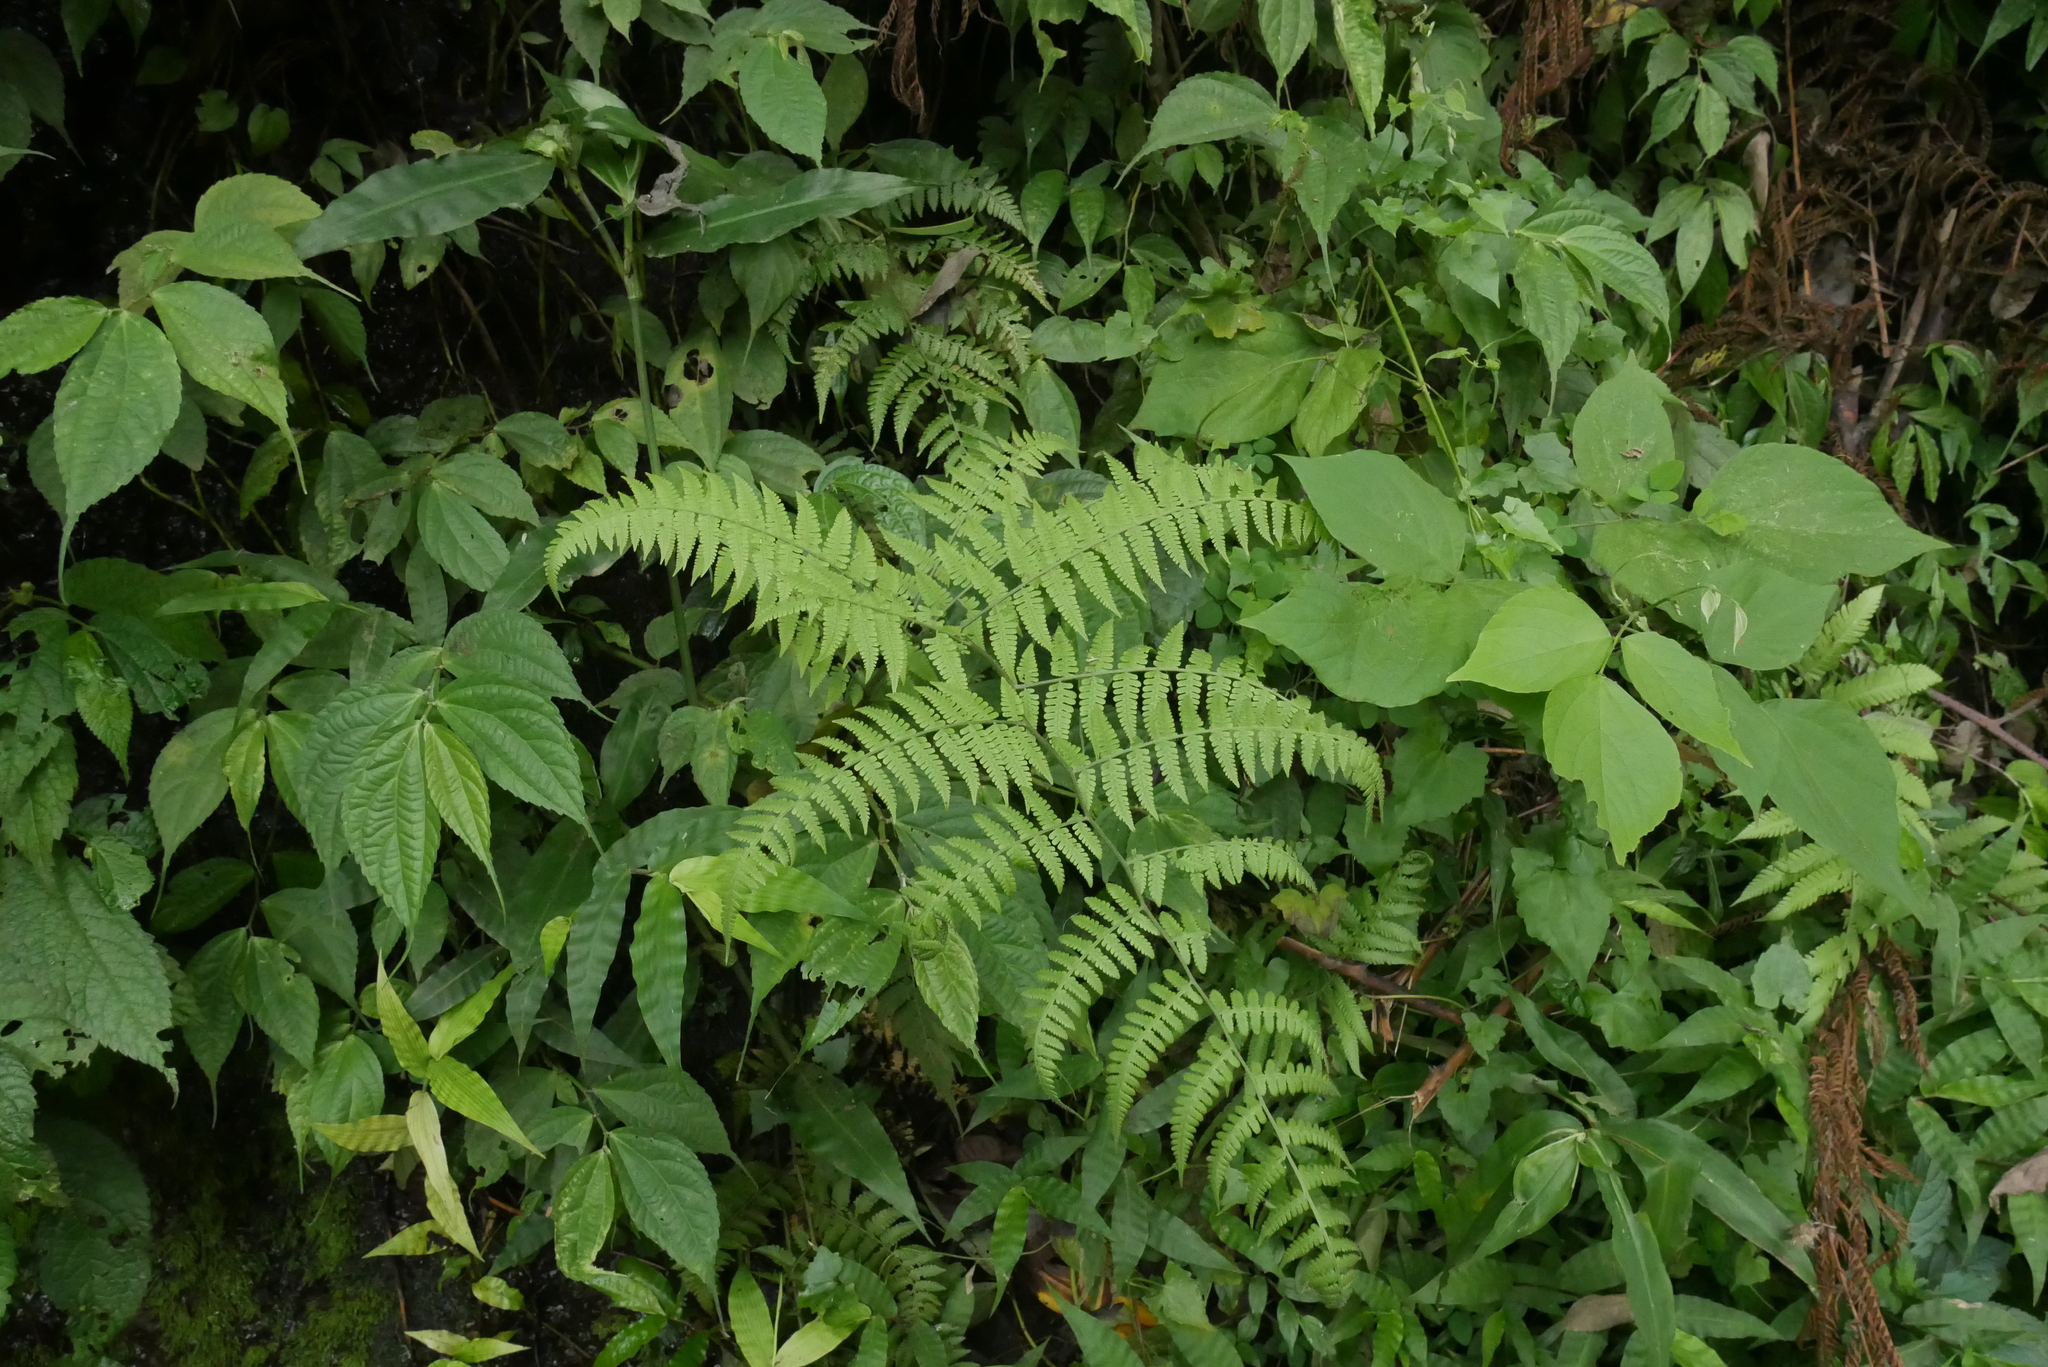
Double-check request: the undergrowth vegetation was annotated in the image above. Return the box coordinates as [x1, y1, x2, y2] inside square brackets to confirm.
[4, 0, 2048, 1363]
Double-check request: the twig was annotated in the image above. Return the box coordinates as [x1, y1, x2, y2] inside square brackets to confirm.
[1276, 938, 1463, 1023]
[1993, 444, 2048, 476]
[1479, 746, 1527, 755]
[1784, 0, 1804, 197]
[1410, 956, 1549, 1120]
[1930, 688, 2048, 769]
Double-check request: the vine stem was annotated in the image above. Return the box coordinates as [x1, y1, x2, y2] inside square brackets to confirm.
[1930, 688, 2048, 770]
[1275, 937, 1463, 1023]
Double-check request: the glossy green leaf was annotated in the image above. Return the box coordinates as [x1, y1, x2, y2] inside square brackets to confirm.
[1137, 74, 1280, 157]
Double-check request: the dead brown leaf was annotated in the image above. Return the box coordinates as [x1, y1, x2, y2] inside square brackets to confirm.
[1559, 1295, 1635, 1334]
[1990, 1147, 2048, 1203]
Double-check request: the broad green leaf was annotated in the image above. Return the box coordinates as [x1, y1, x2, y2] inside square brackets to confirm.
[912, 923, 981, 1050]
[1606, 1118, 1814, 1284]
[1331, 0, 1386, 126]
[223, 712, 266, 829]
[0, 857, 172, 1071]
[295, 152, 555, 257]
[780, 1067, 920, 1226]
[1474, 1133, 1581, 1257]
[1593, 517, 1728, 605]
[609, 1127, 719, 1283]
[1511, 240, 1583, 381]
[417, 482, 511, 591]
[293, 685, 427, 871]
[1552, 224, 1671, 326]
[990, 1183, 1030, 1287]
[238, 934, 319, 1067]
[299, 1035, 386, 1163]
[1450, 586, 1612, 693]
[1245, 574, 1520, 707]
[178, 929, 248, 1088]
[407, 1091, 481, 1257]
[1693, 443, 1944, 582]
[443, 609, 580, 699]
[51, 310, 182, 531]
[435, 679, 586, 821]
[158, 580, 328, 613]
[1058, 1296, 1148, 1367]
[1287, 450, 1467, 582]
[175, 220, 314, 281]
[426, 1055, 540, 1153]
[150, 856, 255, 935]
[1755, 698, 1915, 909]
[595, 1068, 734, 1157]
[1132, 313, 1327, 444]
[194, 173, 322, 231]
[342, 720, 438, 921]
[739, 42, 826, 162]
[1572, 362, 1675, 509]
[1511, 992, 1636, 1116]
[777, 1319, 862, 1367]
[421, 721, 492, 868]
[644, 170, 912, 255]
[0, 297, 107, 378]
[570, 809, 737, 1040]
[150, 281, 294, 436]
[149, 707, 238, 861]
[1666, 559, 1836, 671]
[1137, 73, 1280, 157]
[1291, 348, 1383, 456]
[1258, 0, 1313, 78]
[1596, 1168, 1676, 1367]
[1618, 633, 1745, 759]
[314, 1112, 411, 1152]
[1543, 674, 1681, 857]
[730, 1270, 777, 1367]
[630, 879, 694, 1070]
[1512, 842, 1617, 987]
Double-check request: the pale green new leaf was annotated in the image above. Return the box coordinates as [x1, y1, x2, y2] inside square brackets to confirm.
[425, 1055, 540, 1153]
[407, 1091, 481, 1256]
[1330, 0, 1386, 126]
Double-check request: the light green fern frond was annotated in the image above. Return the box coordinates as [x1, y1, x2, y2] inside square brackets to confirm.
[1104, 970, 1209, 1131]
[1824, 663, 1943, 710]
[812, 297, 911, 414]
[1029, 888, 1161, 1091]
[1799, 586, 1885, 675]
[1738, 841, 1838, 902]
[544, 465, 927, 681]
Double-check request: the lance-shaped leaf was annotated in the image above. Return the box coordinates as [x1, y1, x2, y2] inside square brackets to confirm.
[295, 152, 556, 257]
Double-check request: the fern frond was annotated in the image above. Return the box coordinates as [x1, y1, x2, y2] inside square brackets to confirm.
[1171, 1029, 1241, 1174]
[1824, 663, 1943, 710]
[1734, 807, 1799, 840]
[961, 449, 1314, 664]
[815, 1192, 946, 1325]
[1799, 586, 1885, 675]
[1323, 976, 1374, 1076]
[1026, 625, 1382, 830]
[1104, 970, 1210, 1132]
[1738, 841, 1839, 902]
[1028, 888, 1161, 1091]
[898, 807, 1100, 926]
[1208, 988, 1326, 1067]
[1994, 850, 2048, 910]
[1938, 815, 2012, 858]
[1766, 858, 1854, 920]
[1123, 835, 1309, 906]
[545, 465, 928, 682]
[1865, 711, 1938, 761]
[812, 297, 911, 415]
[1895, 757, 1931, 811]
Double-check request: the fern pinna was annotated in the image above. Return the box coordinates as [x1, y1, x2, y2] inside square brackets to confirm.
[547, 432, 1384, 1290]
